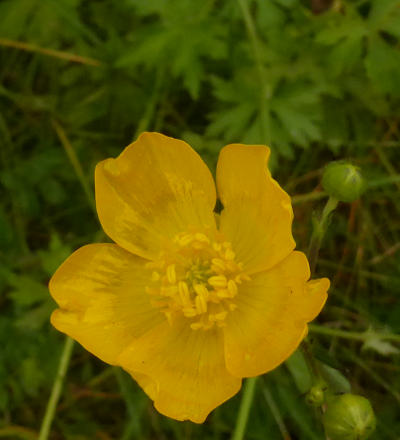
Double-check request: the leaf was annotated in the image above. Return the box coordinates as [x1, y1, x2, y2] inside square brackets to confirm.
[362, 329, 400, 356]
[319, 363, 351, 394]
[38, 234, 72, 277]
[285, 349, 313, 394]
[365, 35, 400, 96]
[367, 0, 400, 38]
[7, 274, 49, 307]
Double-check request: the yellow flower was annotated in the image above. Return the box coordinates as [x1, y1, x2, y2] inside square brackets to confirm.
[49, 132, 329, 423]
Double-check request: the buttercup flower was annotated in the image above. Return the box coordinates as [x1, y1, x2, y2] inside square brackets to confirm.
[49, 132, 329, 423]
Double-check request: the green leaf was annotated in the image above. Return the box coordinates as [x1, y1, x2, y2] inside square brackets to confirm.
[366, 35, 400, 96]
[368, 0, 400, 37]
[38, 234, 72, 276]
[285, 349, 313, 394]
[319, 363, 351, 394]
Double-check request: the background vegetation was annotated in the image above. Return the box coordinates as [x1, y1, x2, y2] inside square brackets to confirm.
[1, 0, 400, 438]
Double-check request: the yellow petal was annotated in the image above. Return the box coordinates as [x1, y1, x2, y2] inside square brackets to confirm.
[224, 251, 328, 378]
[216, 144, 295, 274]
[118, 321, 241, 423]
[95, 132, 216, 260]
[49, 244, 164, 365]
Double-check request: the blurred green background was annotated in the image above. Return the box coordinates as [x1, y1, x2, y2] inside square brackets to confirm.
[1, 0, 400, 438]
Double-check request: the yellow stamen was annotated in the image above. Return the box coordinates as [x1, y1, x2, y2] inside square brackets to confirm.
[214, 311, 227, 321]
[227, 280, 238, 296]
[178, 281, 191, 306]
[195, 295, 207, 314]
[208, 275, 227, 288]
[211, 258, 226, 272]
[193, 283, 209, 300]
[166, 264, 176, 284]
[195, 233, 210, 243]
[225, 249, 235, 260]
[217, 289, 230, 298]
[183, 307, 197, 317]
[145, 231, 250, 331]
[178, 234, 193, 247]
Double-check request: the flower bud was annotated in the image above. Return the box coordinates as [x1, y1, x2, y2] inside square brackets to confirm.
[322, 161, 365, 203]
[305, 382, 326, 407]
[323, 394, 376, 440]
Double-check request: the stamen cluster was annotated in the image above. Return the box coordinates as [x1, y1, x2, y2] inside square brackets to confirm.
[146, 231, 250, 330]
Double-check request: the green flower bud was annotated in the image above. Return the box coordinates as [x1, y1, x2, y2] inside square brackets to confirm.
[322, 161, 365, 203]
[305, 382, 327, 407]
[323, 394, 376, 440]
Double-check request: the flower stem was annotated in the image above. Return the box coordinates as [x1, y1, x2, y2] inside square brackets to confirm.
[292, 191, 327, 205]
[237, 0, 270, 145]
[51, 118, 97, 216]
[309, 324, 400, 343]
[307, 196, 339, 274]
[231, 377, 258, 440]
[38, 337, 75, 440]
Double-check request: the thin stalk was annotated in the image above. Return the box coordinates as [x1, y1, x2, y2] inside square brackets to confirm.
[0, 38, 102, 66]
[261, 382, 291, 440]
[309, 324, 400, 343]
[237, 0, 270, 145]
[292, 191, 327, 205]
[52, 118, 96, 215]
[307, 196, 339, 274]
[231, 377, 258, 440]
[300, 341, 322, 381]
[38, 337, 75, 440]
[0, 426, 37, 440]
[368, 175, 400, 189]
[134, 66, 165, 139]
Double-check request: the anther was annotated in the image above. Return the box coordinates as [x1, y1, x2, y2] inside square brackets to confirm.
[213, 242, 222, 252]
[193, 283, 209, 300]
[208, 275, 227, 288]
[195, 233, 210, 243]
[195, 295, 207, 314]
[183, 307, 197, 317]
[214, 311, 227, 321]
[179, 234, 194, 246]
[216, 289, 230, 298]
[227, 279, 238, 296]
[225, 249, 235, 260]
[211, 258, 226, 273]
[166, 264, 176, 284]
[178, 281, 191, 306]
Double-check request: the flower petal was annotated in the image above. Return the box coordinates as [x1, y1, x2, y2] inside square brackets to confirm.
[49, 243, 164, 365]
[95, 132, 217, 260]
[216, 144, 295, 274]
[118, 322, 242, 423]
[224, 251, 328, 377]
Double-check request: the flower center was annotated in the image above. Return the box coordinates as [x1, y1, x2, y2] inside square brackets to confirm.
[146, 231, 250, 330]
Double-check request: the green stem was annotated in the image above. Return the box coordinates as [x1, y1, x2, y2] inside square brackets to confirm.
[309, 324, 400, 343]
[231, 377, 258, 440]
[261, 382, 291, 439]
[38, 337, 75, 440]
[300, 341, 322, 381]
[51, 119, 96, 216]
[368, 175, 400, 189]
[292, 191, 327, 205]
[237, 0, 270, 145]
[134, 66, 165, 139]
[307, 196, 339, 274]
